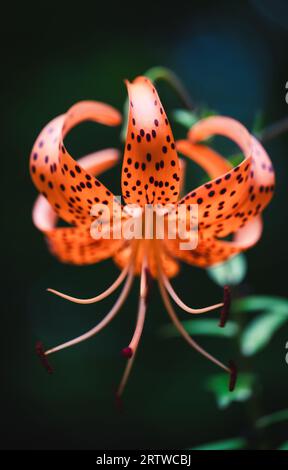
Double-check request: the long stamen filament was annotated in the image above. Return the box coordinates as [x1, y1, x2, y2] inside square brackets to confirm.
[122, 256, 149, 358]
[47, 263, 129, 305]
[158, 273, 230, 373]
[44, 265, 135, 356]
[161, 271, 223, 314]
[118, 255, 149, 398]
[122, 296, 147, 359]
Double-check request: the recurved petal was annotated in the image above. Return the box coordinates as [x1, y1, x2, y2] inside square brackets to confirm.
[176, 140, 232, 179]
[30, 101, 122, 228]
[121, 77, 180, 206]
[164, 216, 263, 268]
[47, 226, 123, 265]
[33, 148, 125, 266]
[178, 116, 275, 239]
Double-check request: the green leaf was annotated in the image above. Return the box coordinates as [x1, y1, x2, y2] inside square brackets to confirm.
[252, 111, 265, 136]
[228, 152, 244, 167]
[255, 409, 288, 429]
[199, 108, 217, 119]
[160, 319, 238, 339]
[206, 373, 255, 409]
[207, 254, 247, 287]
[278, 441, 288, 450]
[190, 437, 247, 450]
[231, 296, 288, 356]
[172, 109, 199, 129]
[172, 108, 216, 132]
[241, 310, 288, 356]
[232, 296, 288, 314]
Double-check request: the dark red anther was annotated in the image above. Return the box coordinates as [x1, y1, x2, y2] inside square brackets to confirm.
[121, 347, 133, 358]
[219, 285, 231, 328]
[228, 360, 237, 392]
[35, 341, 53, 374]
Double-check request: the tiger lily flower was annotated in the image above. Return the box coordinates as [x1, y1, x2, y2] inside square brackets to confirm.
[30, 76, 274, 399]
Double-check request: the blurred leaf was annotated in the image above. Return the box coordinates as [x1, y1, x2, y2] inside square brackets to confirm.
[278, 441, 288, 450]
[232, 296, 288, 314]
[190, 437, 247, 450]
[255, 409, 288, 429]
[199, 108, 217, 118]
[241, 311, 288, 356]
[172, 109, 199, 129]
[206, 373, 255, 409]
[252, 111, 265, 136]
[228, 152, 244, 167]
[232, 296, 288, 356]
[172, 108, 217, 130]
[207, 254, 247, 287]
[160, 319, 238, 339]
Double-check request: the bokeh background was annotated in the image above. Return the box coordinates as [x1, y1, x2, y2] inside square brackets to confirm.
[1, 0, 288, 450]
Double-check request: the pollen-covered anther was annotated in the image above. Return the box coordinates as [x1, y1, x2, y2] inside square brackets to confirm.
[228, 360, 238, 392]
[121, 347, 133, 358]
[35, 341, 53, 374]
[219, 285, 231, 328]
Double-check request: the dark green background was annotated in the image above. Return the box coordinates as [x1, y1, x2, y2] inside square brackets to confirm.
[1, 0, 288, 450]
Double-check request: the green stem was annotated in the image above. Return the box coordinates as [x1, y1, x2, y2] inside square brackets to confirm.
[120, 66, 194, 142]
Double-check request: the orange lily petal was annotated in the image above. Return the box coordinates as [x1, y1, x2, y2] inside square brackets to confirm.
[150, 248, 180, 278]
[164, 116, 274, 267]
[176, 140, 232, 179]
[121, 77, 180, 206]
[178, 116, 274, 238]
[164, 216, 262, 268]
[33, 148, 125, 265]
[178, 158, 187, 195]
[47, 226, 123, 265]
[30, 101, 122, 228]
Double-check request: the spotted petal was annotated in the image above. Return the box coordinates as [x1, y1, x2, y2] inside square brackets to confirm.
[164, 116, 274, 267]
[178, 117, 274, 238]
[122, 77, 180, 206]
[33, 149, 125, 265]
[164, 217, 262, 268]
[30, 101, 122, 228]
